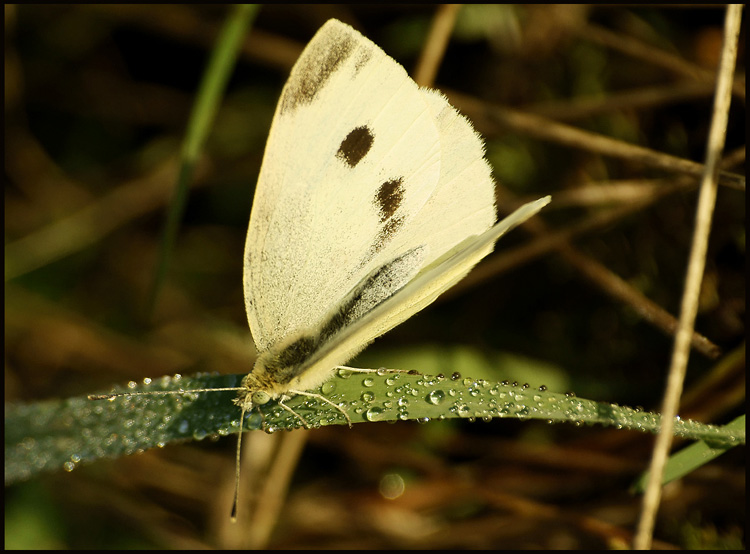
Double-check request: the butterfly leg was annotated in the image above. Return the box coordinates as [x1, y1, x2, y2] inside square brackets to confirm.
[288, 389, 353, 428]
[276, 395, 312, 429]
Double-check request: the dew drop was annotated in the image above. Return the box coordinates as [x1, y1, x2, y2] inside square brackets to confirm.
[427, 390, 445, 405]
[365, 406, 385, 422]
[193, 429, 208, 440]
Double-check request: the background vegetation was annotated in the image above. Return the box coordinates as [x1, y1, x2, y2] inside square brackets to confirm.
[5, 4, 744, 549]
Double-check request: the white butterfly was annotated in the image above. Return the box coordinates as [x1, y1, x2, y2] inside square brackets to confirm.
[92, 18, 549, 518]
[238, 19, 549, 424]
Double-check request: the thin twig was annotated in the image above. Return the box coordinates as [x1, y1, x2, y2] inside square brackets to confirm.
[633, 4, 743, 549]
[578, 22, 745, 98]
[413, 4, 462, 88]
[448, 90, 745, 191]
[452, 176, 721, 358]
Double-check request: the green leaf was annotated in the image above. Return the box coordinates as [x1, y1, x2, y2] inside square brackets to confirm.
[147, 4, 259, 312]
[5, 370, 744, 485]
[630, 414, 746, 492]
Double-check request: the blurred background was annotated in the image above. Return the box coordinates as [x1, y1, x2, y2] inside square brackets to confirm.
[5, 4, 745, 549]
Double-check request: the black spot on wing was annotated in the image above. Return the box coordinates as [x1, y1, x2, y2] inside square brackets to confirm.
[280, 32, 356, 115]
[376, 178, 404, 222]
[336, 126, 374, 168]
[376, 215, 404, 242]
[368, 178, 406, 257]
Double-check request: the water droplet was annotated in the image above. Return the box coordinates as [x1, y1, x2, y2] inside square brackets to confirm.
[363, 377, 375, 387]
[427, 390, 445, 405]
[193, 429, 208, 440]
[321, 381, 336, 394]
[450, 372, 461, 381]
[366, 406, 385, 422]
[361, 391, 375, 402]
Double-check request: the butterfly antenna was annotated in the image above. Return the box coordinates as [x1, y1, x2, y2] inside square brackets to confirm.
[88, 386, 244, 401]
[230, 404, 246, 522]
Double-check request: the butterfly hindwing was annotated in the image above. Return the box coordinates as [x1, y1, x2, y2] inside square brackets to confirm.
[295, 197, 551, 389]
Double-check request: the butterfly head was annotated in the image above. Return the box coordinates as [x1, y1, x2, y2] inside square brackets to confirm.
[233, 371, 275, 413]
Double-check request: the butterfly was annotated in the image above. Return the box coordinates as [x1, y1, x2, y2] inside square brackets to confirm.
[238, 18, 548, 426]
[92, 18, 549, 518]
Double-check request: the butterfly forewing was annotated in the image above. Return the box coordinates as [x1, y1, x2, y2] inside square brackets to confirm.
[245, 20, 447, 353]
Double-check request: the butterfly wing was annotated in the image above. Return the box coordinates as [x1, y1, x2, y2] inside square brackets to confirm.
[244, 19, 497, 355]
[288, 196, 551, 392]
